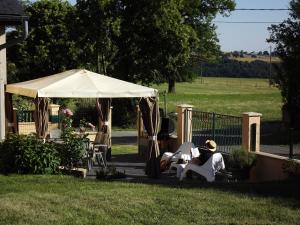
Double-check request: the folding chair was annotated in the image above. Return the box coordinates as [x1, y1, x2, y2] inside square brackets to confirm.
[90, 132, 109, 169]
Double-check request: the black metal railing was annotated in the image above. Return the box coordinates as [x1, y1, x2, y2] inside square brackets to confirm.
[17, 110, 34, 122]
[192, 110, 242, 154]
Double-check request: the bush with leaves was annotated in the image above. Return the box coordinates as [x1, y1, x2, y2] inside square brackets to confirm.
[0, 134, 60, 174]
[228, 148, 256, 170]
[57, 117, 87, 169]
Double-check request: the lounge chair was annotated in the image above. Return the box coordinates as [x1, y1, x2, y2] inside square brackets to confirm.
[160, 142, 197, 172]
[178, 152, 225, 182]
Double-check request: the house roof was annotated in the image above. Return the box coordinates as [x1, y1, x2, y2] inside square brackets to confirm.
[0, 0, 27, 25]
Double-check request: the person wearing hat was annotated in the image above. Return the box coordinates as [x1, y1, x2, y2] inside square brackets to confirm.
[194, 140, 217, 166]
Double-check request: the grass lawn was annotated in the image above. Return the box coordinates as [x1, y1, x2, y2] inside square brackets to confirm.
[0, 175, 299, 225]
[111, 144, 137, 155]
[152, 77, 282, 122]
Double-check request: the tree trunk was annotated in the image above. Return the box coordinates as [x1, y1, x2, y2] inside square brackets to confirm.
[168, 79, 176, 93]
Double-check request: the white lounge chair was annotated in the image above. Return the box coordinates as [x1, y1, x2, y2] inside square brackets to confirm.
[178, 152, 225, 182]
[161, 142, 195, 163]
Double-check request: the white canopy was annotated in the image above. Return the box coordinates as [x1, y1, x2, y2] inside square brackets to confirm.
[6, 69, 158, 98]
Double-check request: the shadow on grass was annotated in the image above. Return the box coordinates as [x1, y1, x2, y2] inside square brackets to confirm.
[109, 153, 300, 203]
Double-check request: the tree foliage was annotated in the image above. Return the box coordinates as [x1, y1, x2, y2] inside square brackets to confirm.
[8, 0, 235, 94]
[75, 0, 121, 74]
[268, 0, 300, 124]
[114, 0, 235, 93]
[197, 58, 274, 78]
[8, 0, 78, 81]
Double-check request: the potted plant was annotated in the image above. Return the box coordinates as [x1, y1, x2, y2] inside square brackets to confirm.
[227, 148, 256, 181]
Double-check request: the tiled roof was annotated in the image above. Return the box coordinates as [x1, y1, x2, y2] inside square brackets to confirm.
[0, 0, 26, 25]
[0, 0, 24, 16]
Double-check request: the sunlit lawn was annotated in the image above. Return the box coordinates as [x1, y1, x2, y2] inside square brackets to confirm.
[152, 77, 281, 122]
[111, 144, 137, 155]
[0, 175, 299, 225]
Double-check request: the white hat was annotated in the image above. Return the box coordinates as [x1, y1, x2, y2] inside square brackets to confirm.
[205, 140, 217, 152]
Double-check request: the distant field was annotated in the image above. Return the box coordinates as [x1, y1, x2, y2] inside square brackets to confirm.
[152, 77, 282, 122]
[229, 56, 281, 63]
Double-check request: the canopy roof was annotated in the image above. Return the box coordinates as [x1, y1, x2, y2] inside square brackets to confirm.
[6, 69, 158, 98]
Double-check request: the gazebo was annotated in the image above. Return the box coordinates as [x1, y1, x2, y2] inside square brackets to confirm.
[6, 69, 161, 178]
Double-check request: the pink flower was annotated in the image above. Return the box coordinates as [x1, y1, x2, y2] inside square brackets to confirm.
[65, 109, 73, 117]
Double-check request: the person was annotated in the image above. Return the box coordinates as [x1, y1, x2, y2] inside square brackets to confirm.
[190, 139, 217, 166]
[178, 139, 225, 181]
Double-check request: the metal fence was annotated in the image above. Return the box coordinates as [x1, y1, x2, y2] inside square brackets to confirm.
[192, 110, 242, 154]
[17, 110, 34, 122]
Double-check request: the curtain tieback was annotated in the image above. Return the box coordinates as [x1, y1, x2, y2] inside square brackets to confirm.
[148, 135, 157, 141]
[104, 121, 109, 125]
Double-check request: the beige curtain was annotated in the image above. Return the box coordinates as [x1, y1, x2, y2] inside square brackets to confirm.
[139, 97, 160, 178]
[96, 98, 112, 158]
[34, 97, 49, 139]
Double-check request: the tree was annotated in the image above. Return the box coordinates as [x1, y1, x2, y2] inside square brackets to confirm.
[268, 0, 300, 126]
[75, 0, 120, 74]
[8, 0, 78, 81]
[114, 0, 235, 93]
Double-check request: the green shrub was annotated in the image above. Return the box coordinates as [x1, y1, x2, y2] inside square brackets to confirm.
[282, 159, 300, 181]
[57, 117, 87, 169]
[228, 148, 256, 170]
[0, 134, 60, 174]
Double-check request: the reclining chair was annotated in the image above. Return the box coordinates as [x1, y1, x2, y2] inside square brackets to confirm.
[160, 142, 198, 172]
[178, 152, 225, 182]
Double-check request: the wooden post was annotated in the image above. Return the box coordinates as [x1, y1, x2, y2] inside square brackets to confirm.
[176, 104, 193, 147]
[0, 25, 7, 140]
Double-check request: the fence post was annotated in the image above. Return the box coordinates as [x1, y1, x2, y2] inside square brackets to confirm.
[212, 112, 216, 140]
[176, 104, 193, 146]
[242, 112, 262, 152]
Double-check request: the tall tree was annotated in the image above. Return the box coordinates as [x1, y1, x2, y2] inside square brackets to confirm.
[75, 0, 120, 74]
[268, 0, 300, 126]
[8, 0, 78, 81]
[114, 0, 235, 93]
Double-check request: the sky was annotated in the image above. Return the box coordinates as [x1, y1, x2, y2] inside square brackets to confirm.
[67, 0, 290, 52]
[215, 0, 290, 52]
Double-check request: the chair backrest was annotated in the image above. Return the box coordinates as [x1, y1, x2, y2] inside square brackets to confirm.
[171, 142, 195, 162]
[94, 132, 109, 144]
[49, 128, 62, 139]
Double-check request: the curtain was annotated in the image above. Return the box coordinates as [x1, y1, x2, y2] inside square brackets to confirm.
[34, 97, 49, 139]
[96, 98, 112, 157]
[139, 97, 160, 178]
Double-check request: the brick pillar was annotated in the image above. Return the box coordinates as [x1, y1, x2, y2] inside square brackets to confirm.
[176, 104, 193, 147]
[0, 25, 6, 140]
[242, 112, 262, 152]
[48, 104, 60, 122]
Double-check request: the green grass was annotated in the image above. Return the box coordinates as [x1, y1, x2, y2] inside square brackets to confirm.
[111, 144, 137, 155]
[152, 77, 282, 122]
[0, 175, 299, 225]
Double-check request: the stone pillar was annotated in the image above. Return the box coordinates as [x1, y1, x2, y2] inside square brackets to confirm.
[48, 104, 60, 122]
[0, 25, 7, 140]
[176, 104, 193, 147]
[242, 112, 262, 152]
